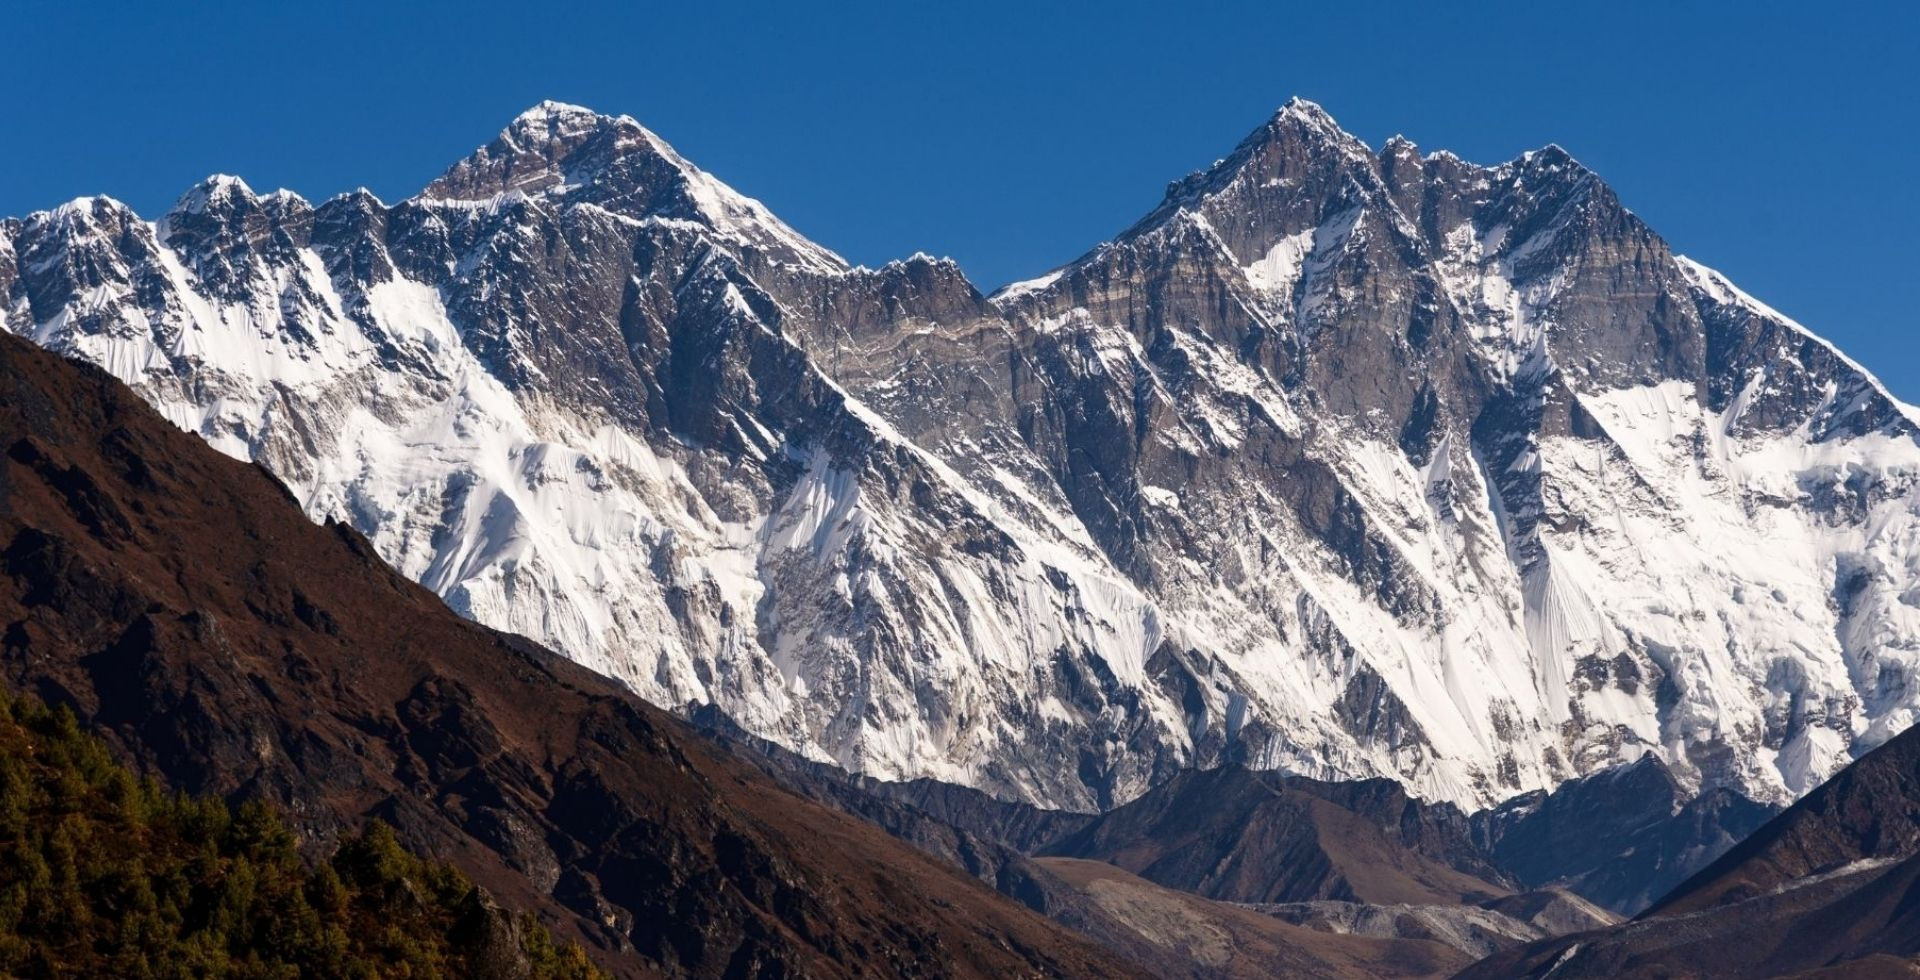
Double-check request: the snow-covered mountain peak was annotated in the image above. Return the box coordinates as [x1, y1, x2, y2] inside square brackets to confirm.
[164, 175, 316, 229]
[148, 173, 318, 302]
[1274, 95, 1338, 126]
[169, 173, 258, 214]
[1519, 142, 1580, 167]
[1256, 98, 1375, 156]
[420, 103, 846, 275]
[1143, 97, 1378, 219]
[509, 98, 616, 133]
[1498, 143, 1600, 199]
[26, 194, 139, 231]
[317, 187, 388, 217]
[158, 174, 320, 238]
[423, 100, 639, 198]
[873, 251, 968, 276]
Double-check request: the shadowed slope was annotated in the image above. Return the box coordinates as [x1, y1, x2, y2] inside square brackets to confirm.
[1455, 722, 1920, 978]
[0, 331, 1141, 978]
[1470, 756, 1777, 914]
[1039, 766, 1513, 906]
[1648, 722, 1920, 917]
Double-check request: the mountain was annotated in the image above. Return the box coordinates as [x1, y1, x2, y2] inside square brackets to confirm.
[5, 99, 1917, 813]
[1038, 767, 1514, 906]
[700, 704, 1557, 977]
[0, 330, 1139, 977]
[691, 726, 1721, 967]
[1458, 718, 1920, 978]
[1024, 757, 1761, 915]
[1470, 755, 1778, 914]
[1647, 706, 1920, 918]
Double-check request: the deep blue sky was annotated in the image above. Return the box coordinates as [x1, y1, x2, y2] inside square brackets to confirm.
[6, 1, 1915, 395]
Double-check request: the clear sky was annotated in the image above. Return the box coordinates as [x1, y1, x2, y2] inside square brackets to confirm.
[6, 1, 1915, 395]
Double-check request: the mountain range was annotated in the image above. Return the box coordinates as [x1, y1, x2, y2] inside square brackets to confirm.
[6, 98, 1920, 976]
[7, 99, 1916, 818]
[0, 299, 1647, 977]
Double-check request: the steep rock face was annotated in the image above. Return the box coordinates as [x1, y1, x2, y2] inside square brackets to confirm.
[978, 102, 1920, 808]
[5, 99, 1917, 811]
[0, 105, 1178, 811]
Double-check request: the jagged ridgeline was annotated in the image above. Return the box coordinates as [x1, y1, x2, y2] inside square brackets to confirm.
[0, 686, 602, 979]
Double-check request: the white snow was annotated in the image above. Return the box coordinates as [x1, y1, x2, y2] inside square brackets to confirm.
[991, 269, 1064, 302]
[1243, 228, 1313, 295]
